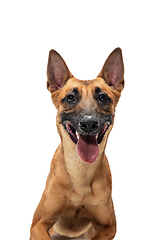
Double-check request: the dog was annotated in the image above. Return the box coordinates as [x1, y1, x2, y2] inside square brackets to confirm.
[30, 48, 124, 240]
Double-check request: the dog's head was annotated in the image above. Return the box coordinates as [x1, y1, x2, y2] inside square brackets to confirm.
[47, 48, 124, 163]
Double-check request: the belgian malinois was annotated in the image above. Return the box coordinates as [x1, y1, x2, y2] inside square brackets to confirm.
[30, 48, 124, 240]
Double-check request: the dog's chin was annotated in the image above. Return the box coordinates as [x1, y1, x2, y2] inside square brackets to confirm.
[64, 121, 110, 164]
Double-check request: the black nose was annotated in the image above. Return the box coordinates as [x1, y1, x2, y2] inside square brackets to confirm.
[79, 115, 99, 134]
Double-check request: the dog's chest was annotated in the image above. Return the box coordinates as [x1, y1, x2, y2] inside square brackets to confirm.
[66, 170, 96, 208]
[68, 184, 93, 208]
[67, 175, 107, 211]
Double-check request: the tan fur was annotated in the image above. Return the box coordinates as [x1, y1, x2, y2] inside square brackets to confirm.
[30, 48, 124, 240]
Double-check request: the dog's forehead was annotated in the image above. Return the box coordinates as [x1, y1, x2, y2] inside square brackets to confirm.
[61, 77, 107, 93]
[66, 77, 105, 87]
[60, 77, 117, 100]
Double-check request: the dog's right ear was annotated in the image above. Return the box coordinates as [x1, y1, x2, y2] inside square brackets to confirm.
[47, 50, 73, 93]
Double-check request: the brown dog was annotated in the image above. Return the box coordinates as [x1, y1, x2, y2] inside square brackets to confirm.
[30, 48, 124, 240]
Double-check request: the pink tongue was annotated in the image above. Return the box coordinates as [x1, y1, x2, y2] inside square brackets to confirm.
[76, 135, 99, 163]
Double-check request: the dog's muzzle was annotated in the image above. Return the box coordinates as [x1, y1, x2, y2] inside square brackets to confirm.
[63, 114, 111, 164]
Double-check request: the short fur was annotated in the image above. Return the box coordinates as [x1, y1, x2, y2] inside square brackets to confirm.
[30, 48, 124, 240]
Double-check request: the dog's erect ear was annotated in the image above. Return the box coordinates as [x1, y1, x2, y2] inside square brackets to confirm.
[98, 48, 124, 92]
[47, 50, 73, 93]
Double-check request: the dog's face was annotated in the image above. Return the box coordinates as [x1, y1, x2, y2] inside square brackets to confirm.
[47, 48, 124, 163]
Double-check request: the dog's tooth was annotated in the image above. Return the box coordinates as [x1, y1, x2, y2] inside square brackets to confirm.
[76, 131, 79, 140]
[106, 121, 110, 126]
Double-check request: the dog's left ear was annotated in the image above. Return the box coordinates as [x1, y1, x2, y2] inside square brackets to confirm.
[47, 50, 73, 93]
[98, 48, 124, 93]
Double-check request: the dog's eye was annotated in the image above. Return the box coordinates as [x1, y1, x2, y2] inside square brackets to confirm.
[99, 94, 108, 102]
[67, 94, 76, 102]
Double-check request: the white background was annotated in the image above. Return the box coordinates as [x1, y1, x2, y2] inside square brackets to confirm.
[0, 1, 160, 239]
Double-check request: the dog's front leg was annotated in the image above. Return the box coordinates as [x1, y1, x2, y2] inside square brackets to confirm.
[30, 190, 65, 240]
[30, 206, 62, 240]
[91, 223, 116, 240]
[30, 220, 56, 240]
[91, 210, 116, 240]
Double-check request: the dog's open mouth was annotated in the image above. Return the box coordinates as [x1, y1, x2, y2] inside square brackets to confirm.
[64, 121, 110, 164]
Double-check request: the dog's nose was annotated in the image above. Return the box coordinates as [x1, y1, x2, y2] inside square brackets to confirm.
[79, 115, 99, 134]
